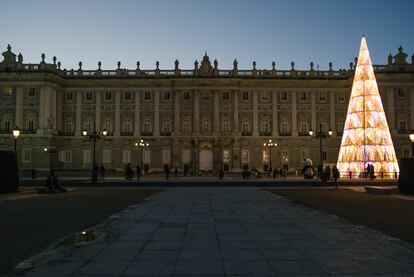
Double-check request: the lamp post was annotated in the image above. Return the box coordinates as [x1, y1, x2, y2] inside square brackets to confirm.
[410, 133, 414, 157]
[263, 139, 277, 175]
[309, 123, 333, 170]
[12, 126, 20, 151]
[134, 139, 150, 170]
[82, 128, 107, 183]
[43, 147, 57, 175]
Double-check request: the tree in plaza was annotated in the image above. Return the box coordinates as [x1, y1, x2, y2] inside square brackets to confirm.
[337, 36, 399, 178]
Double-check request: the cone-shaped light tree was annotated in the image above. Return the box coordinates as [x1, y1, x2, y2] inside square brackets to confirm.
[337, 36, 399, 178]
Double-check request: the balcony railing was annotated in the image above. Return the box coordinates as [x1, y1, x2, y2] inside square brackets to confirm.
[22, 129, 36, 134]
[298, 132, 309, 136]
[259, 131, 272, 136]
[58, 131, 75, 136]
[160, 131, 171, 136]
[279, 132, 291, 136]
[120, 131, 133, 136]
[141, 132, 153, 136]
[241, 132, 252, 136]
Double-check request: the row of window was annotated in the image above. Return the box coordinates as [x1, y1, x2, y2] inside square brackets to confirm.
[63, 91, 350, 103]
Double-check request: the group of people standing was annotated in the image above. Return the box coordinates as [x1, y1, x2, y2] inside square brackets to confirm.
[123, 163, 143, 181]
[302, 159, 340, 185]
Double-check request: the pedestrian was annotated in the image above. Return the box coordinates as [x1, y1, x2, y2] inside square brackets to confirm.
[100, 164, 106, 180]
[272, 168, 277, 179]
[45, 169, 67, 192]
[219, 168, 224, 179]
[165, 165, 170, 180]
[31, 168, 36, 180]
[136, 165, 142, 181]
[316, 164, 323, 182]
[126, 163, 133, 181]
[174, 168, 178, 178]
[349, 170, 352, 179]
[332, 165, 340, 188]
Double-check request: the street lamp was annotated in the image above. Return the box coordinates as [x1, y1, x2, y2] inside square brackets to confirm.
[309, 123, 333, 170]
[82, 128, 107, 183]
[43, 147, 57, 175]
[263, 139, 277, 175]
[134, 139, 150, 170]
[409, 133, 414, 156]
[12, 126, 20, 151]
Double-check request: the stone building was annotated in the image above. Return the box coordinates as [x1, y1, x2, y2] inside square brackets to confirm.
[0, 45, 413, 174]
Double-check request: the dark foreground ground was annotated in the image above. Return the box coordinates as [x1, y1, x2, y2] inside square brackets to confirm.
[0, 188, 161, 276]
[266, 188, 414, 244]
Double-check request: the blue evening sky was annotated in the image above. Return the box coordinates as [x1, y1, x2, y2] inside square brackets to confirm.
[1, 0, 413, 71]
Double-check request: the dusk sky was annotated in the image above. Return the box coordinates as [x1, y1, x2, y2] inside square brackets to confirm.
[2, 0, 414, 71]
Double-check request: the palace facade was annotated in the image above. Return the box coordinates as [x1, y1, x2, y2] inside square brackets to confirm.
[0, 45, 413, 174]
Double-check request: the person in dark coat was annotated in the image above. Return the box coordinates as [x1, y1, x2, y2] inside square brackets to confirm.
[136, 165, 142, 181]
[332, 165, 340, 188]
[165, 165, 170, 180]
[45, 169, 66, 192]
[31, 168, 36, 179]
[100, 164, 106, 180]
[219, 168, 224, 179]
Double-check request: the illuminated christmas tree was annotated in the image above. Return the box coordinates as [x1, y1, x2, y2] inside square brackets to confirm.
[337, 36, 399, 178]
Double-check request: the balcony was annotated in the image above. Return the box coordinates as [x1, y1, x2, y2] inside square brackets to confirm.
[141, 132, 153, 136]
[259, 131, 272, 136]
[0, 129, 11, 134]
[22, 129, 37, 134]
[241, 132, 252, 136]
[279, 132, 291, 136]
[298, 132, 309, 136]
[160, 131, 171, 136]
[121, 131, 133, 136]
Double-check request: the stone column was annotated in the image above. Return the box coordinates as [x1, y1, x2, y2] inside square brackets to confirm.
[114, 91, 121, 136]
[330, 92, 336, 132]
[37, 86, 46, 132]
[387, 88, 396, 134]
[15, 87, 23, 128]
[233, 91, 238, 134]
[214, 90, 220, 133]
[291, 91, 298, 136]
[272, 91, 278, 136]
[154, 91, 160, 136]
[95, 92, 101, 130]
[311, 91, 316, 131]
[253, 91, 258, 136]
[75, 91, 82, 136]
[193, 91, 199, 133]
[134, 91, 141, 137]
[174, 91, 180, 135]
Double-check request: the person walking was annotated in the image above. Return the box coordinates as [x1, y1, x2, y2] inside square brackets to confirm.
[136, 165, 142, 181]
[100, 164, 106, 181]
[332, 165, 340, 188]
[219, 168, 224, 180]
[165, 165, 170, 180]
[126, 163, 133, 181]
[45, 169, 67, 193]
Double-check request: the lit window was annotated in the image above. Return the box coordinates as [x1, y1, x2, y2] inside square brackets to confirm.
[241, 150, 249, 163]
[280, 118, 289, 133]
[222, 118, 231, 133]
[223, 150, 230, 163]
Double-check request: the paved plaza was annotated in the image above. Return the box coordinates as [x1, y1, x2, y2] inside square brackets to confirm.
[18, 187, 414, 276]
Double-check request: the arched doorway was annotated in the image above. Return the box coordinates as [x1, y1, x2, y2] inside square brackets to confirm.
[199, 141, 214, 172]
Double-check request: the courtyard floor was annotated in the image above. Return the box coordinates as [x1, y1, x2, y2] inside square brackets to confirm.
[12, 187, 414, 276]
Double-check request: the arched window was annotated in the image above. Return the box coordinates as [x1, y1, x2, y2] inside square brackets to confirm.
[280, 118, 289, 134]
[260, 119, 270, 133]
[122, 120, 132, 133]
[162, 118, 171, 133]
[242, 119, 250, 133]
[202, 118, 211, 132]
[64, 118, 74, 132]
[300, 119, 308, 134]
[103, 118, 113, 132]
[182, 118, 191, 133]
[222, 118, 231, 133]
[84, 118, 92, 132]
[320, 119, 327, 133]
[143, 119, 152, 133]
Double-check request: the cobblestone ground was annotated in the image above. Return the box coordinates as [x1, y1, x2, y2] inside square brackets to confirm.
[20, 188, 414, 276]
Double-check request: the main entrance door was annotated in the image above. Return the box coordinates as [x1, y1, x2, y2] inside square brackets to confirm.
[199, 150, 213, 171]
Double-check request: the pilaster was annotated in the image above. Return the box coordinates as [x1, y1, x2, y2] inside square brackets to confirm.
[15, 87, 23, 128]
[193, 91, 199, 133]
[174, 91, 180, 135]
[214, 90, 220, 133]
[95, 92, 101, 130]
[233, 91, 238, 134]
[154, 91, 160, 136]
[75, 91, 82, 136]
[311, 91, 316, 131]
[291, 91, 298, 136]
[134, 91, 141, 136]
[253, 91, 258, 136]
[114, 91, 121, 136]
[330, 92, 336, 132]
[272, 91, 278, 137]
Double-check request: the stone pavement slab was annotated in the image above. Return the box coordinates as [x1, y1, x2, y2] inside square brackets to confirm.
[17, 187, 414, 276]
